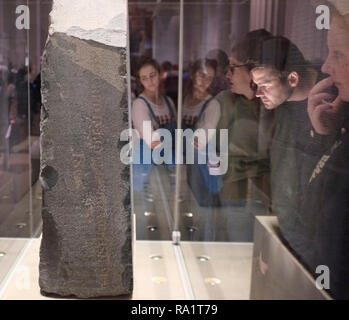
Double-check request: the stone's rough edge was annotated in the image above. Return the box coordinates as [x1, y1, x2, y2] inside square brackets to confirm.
[49, 0, 127, 48]
[65, 27, 127, 49]
[39, 32, 132, 299]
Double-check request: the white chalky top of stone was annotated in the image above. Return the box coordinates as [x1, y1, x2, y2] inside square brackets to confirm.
[50, 0, 127, 48]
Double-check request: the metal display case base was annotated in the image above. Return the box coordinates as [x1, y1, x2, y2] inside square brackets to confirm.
[250, 216, 331, 300]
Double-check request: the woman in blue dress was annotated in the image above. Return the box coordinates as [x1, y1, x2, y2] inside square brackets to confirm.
[132, 57, 177, 192]
[182, 59, 222, 205]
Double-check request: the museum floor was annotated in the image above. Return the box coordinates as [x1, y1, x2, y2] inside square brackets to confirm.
[0, 237, 253, 300]
[0, 177, 254, 300]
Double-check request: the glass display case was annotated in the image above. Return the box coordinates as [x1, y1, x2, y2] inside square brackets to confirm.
[0, 0, 52, 287]
[129, 0, 344, 300]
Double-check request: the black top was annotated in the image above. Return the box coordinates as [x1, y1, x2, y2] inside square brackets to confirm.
[299, 106, 349, 299]
[270, 99, 335, 267]
[271, 99, 324, 219]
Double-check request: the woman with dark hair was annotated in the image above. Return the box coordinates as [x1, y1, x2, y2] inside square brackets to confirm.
[131, 56, 177, 192]
[182, 59, 222, 205]
[182, 59, 220, 136]
[205, 49, 231, 96]
[215, 29, 274, 206]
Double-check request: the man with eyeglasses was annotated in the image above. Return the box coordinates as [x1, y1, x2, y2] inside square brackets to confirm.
[251, 36, 335, 265]
[214, 29, 274, 208]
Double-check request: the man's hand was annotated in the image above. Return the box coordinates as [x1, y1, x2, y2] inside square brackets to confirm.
[193, 136, 199, 149]
[151, 131, 162, 149]
[308, 77, 343, 135]
[151, 140, 161, 149]
[193, 134, 208, 150]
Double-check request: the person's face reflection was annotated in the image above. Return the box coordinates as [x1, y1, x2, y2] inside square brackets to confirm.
[226, 56, 252, 97]
[322, 15, 349, 102]
[252, 67, 292, 110]
[193, 66, 215, 94]
[139, 64, 160, 94]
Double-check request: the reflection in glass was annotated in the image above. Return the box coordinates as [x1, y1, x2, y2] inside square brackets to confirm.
[0, 0, 51, 287]
[129, 0, 349, 300]
[130, 1, 180, 241]
[0, 0, 51, 239]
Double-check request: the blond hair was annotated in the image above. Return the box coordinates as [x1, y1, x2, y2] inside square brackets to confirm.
[326, 0, 349, 29]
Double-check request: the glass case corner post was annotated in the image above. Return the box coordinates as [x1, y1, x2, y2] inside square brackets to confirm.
[173, 0, 184, 245]
[27, 0, 35, 238]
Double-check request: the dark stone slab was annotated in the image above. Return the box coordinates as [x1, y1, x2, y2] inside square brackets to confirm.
[39, 32, 132, 298]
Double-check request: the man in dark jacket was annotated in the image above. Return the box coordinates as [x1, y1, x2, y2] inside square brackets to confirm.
[299, 3, 349, 299]
[251, 36, 335, 272]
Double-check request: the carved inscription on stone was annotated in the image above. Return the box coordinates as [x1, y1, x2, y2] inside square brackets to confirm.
[39, 33, 132, 298]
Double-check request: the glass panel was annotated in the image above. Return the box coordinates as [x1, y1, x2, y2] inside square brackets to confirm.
[179, 0, 340, 300]
[26, 0, 52, 238]
[179, 0, 267, 245]
[0, 0, 51, 284]
[0, 0, 31, 239]
[129, 0, 180, 241]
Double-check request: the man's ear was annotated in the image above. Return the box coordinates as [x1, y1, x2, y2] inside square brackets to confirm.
[288, 71, 300, 87]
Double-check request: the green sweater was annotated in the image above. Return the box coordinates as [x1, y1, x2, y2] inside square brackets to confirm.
[215, 90, 274, 182]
